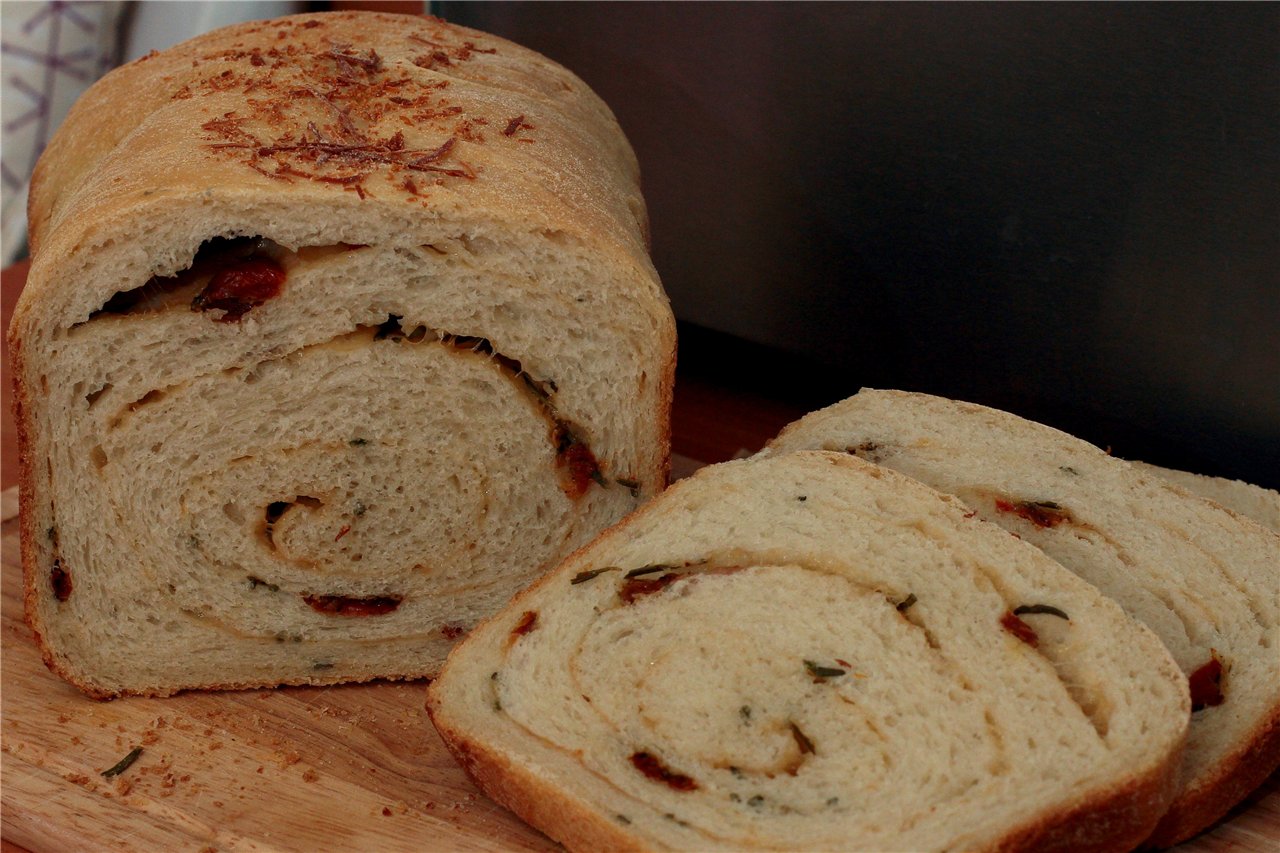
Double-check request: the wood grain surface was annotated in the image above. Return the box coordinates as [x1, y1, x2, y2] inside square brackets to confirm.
[0, 501, 556, 852]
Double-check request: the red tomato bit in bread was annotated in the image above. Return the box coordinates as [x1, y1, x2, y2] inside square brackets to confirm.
[191, 257, 286, 322]
[1001, 610, 1039, 647]
[619, 573, 679, 604]
[1189, 652, 1226, 711]
[994, 498, 1073, 529]
[630, 752, 698, 791]
[302, 593, 402, 616]
[554, 424, 603, 499]
[51, 558, 72, 602]
[510, 610, 539, 639]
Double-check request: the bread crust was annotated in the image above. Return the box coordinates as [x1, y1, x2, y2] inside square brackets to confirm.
[1144, 705, 1280, 847]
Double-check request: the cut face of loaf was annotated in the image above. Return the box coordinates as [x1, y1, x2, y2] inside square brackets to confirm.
[1127, 461, 1280, 532]
[9, 12, 675, 697]
[428, 452, 1189, 853]
[763, 389, 1280, 847]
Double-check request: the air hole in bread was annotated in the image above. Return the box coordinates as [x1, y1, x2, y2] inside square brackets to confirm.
[90, 445, 108, 470]
[74, 234, 307, 324]
[84, 382, 111, 407]
[261, 496, 324, 547]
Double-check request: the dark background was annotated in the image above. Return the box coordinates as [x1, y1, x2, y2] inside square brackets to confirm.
[439, 2, 1280, 487]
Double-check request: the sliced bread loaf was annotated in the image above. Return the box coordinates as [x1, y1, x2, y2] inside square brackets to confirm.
[763, 389, 1280, 846]
[8, 11, 675, 697]
[428, 451, 1189, 852]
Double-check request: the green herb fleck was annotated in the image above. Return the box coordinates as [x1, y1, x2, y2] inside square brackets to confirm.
[248, 576, 280, 592]
[1013, 603, 1070, 620]
[1060, 466, 1079, 476]
[790, 721, 814, 754]
[625, 564, 672, 579]
[797, 495, 808, 502]
[728, 766, 744, 778]
[349, 437, 369, 446]
[46, 526, 57, 543]
[896, 593, 918, 612]
[804, 660, 846, 679]
[101, 746, 143, 778]
[739, 705, 751, 722]
[353, 500, 367, 517]
[729, 792, 741, 802]
[313, 661, 335, 670]
[747, 795, 764, 809]
[827, 796, 840, 807]
[616, 477, 641, 498]
[615, 814, 632, 825]
[570, 566, 619, 585]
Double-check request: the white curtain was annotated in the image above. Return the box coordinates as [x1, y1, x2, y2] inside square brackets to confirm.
[1, 0, 300, 264]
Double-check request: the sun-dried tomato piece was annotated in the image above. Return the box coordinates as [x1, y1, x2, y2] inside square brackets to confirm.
[619, 573, 679, 604]
[1189, 653, 1225, 711]
[302, 593, 402, 616]
[630, 752, 697, 791]
[510, 610, 538, 638]
[192, 257, 286, 322]
[555, 424, 602, 499]
[51, 558, 72, 602]
[1001, 610, 1039, 647]
[994, 498, 1073, 529]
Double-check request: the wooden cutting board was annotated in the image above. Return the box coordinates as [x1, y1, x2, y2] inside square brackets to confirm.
[1, 488, 1277, 852]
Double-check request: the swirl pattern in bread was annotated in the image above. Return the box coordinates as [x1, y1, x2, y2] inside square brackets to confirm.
[428, 452, 1189, 852]
[763, 389, 1280, 846]
[8, 12, 675, 698]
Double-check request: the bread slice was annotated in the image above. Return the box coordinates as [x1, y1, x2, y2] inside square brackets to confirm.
[8, 11, 675, 698]
[763, 389, 1280, 846]
[1128, 461, 1280, 532]
[427, 451, 1189, 852]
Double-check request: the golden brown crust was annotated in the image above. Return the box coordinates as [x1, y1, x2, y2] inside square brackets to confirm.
[19, 10, 657, 332]
[427, 706, 646, 853]
[993, 741, 1184, 853]
[1144, 705, 1280, 847]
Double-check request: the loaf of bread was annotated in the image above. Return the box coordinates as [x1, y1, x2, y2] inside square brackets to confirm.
[428, 452, 1190, 852]
[763, 389, 1280, 846]
[8, 11, 675, 698]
